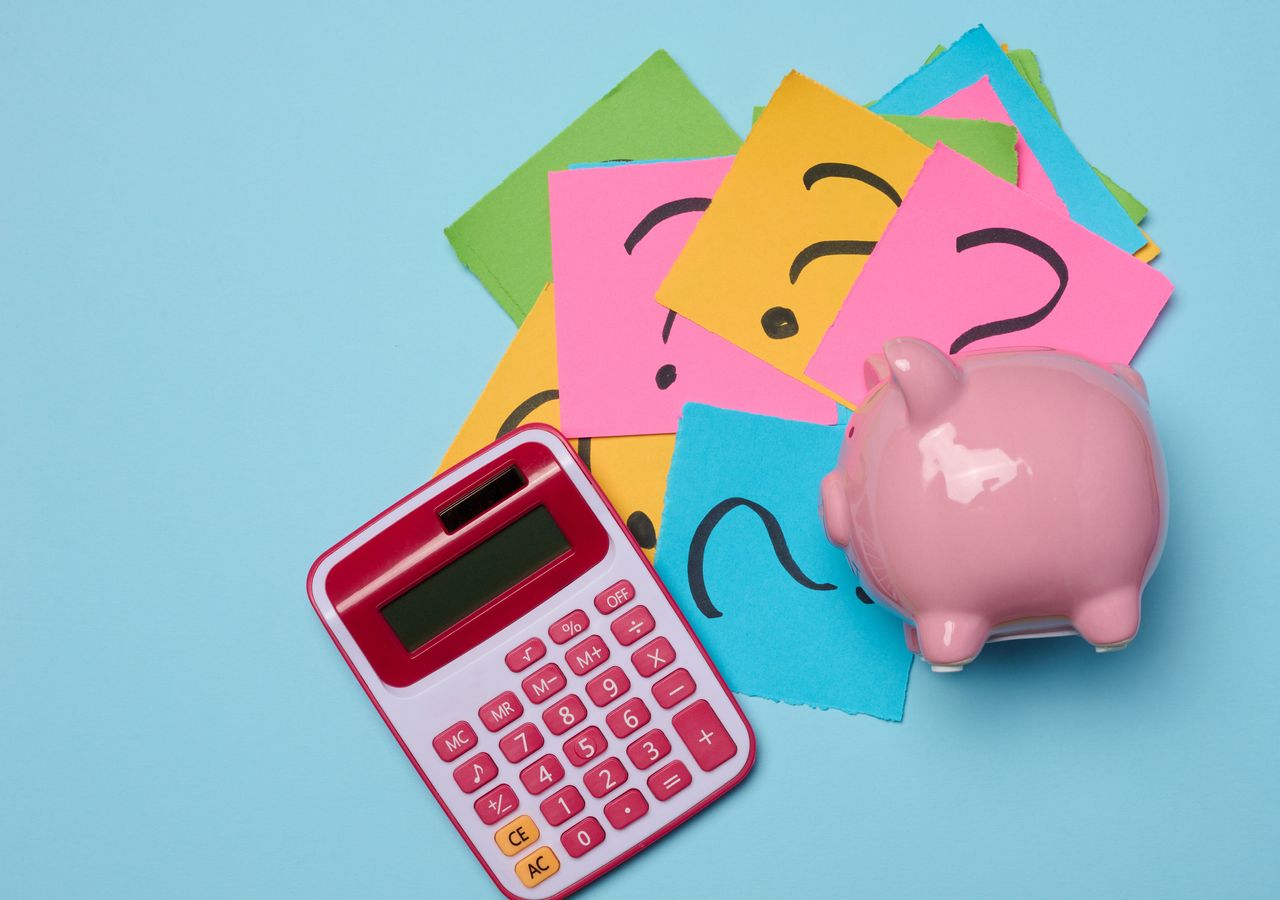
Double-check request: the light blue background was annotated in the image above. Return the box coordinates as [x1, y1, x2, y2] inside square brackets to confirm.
[3, 2, 1277, 897]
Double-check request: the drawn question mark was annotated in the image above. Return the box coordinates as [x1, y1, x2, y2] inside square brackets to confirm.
[686, 497, 836, 618]
[497, 392, 663, 549]
[769, 163, 904, 341]
[623, 196, 713, 391]
[949, 227, 1069, 354]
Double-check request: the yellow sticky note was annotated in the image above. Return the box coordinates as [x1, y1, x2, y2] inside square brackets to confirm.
[1135, 231, 1160, 263]
[657, 72, 932, 407]
[438, 284, 674, 557]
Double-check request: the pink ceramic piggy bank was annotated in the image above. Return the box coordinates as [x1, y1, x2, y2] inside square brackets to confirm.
[820, 338, 1168, 671]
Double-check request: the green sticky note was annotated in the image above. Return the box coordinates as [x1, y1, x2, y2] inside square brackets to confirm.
[445, 50, 741, 324]
[749, 105, 1019, 183]
[918, 43, 1148, 226]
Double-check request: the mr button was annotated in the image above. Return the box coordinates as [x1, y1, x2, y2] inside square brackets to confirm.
[514, 846, 560, 889]
[495, 814, 540, 857]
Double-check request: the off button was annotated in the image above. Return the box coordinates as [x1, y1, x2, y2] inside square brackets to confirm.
[494, 815, 540, 857]
[514, 845, 560, 889]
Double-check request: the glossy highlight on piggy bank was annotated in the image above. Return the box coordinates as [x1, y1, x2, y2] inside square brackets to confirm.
[820, 337, 1168, 671]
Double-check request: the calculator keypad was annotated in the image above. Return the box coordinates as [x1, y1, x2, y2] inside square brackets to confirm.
[440, 577, 745, 896]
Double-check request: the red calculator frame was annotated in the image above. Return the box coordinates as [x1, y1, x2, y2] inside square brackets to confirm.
[306, 424, 756, 900]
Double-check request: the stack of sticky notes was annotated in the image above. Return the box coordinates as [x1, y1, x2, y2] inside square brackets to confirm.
[439, 28, 1172, 721]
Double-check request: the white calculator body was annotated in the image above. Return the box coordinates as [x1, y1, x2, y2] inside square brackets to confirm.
[307, 425, 755, 899]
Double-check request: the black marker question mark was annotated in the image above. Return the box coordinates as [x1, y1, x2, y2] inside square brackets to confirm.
[624, 196, 713, 391]
[949, 227, 1069, 354]
[496, 389, 593, 470]
[687, 497, 836, 618]
[767, 163, 903, 341]
[496, 392, 662, 549]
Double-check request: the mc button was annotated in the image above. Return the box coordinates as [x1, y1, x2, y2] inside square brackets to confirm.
[514, 846, 560, 889]
[494, 814, 540, 857]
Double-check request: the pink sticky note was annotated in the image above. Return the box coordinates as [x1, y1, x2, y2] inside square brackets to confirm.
[927, 76, 1068, 216]
[805, 146, 1172, 398]
[550, 158, 836, 437]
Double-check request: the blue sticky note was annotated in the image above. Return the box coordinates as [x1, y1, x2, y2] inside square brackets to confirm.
[654, 404, 913, 720]
[872, 25, 1146, 254]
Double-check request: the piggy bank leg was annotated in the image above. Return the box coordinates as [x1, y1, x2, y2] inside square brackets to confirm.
[903, 623, 920, 655]
[914, 612, 990, 672]
[1071, 588, 1142, 651]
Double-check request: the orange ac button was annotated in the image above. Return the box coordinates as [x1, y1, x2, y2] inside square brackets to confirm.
[515, 845, 560, 889]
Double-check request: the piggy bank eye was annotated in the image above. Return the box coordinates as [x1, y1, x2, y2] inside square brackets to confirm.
[846, 421, 857, 439]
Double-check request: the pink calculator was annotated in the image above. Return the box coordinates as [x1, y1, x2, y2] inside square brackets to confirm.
[307, 424, 755, 899]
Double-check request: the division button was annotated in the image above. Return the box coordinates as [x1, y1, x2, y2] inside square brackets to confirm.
[610, 605, 655, 646]
[671, 699, 738, 772]
[514, 846, 560, 889]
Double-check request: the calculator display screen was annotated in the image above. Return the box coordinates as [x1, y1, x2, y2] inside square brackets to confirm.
[381, 505, 570, 652]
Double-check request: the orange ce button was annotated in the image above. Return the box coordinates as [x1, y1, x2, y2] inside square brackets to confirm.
[495, 815, 539, 857]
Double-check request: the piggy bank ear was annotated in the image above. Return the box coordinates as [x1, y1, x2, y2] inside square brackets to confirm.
[884, 337, 962, 423]
[1111, 363, 1149, 401]
[819, 470, 852, 548]
[863, 352, 891, 391]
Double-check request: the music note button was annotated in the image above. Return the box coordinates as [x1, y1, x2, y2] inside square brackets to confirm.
[452, 752, 498, 794]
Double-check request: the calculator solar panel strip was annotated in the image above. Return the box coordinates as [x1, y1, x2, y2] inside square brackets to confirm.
[307, 424, 756, 900]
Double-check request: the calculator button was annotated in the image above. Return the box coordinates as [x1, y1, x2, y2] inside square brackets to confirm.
[647, 760, 692, 801]
[603, 789, 649, 829]
[542, 694, 587, 736]
[562, 726, 608, 767]
[652, 668, 696, 709]
[549, 609, 589, 645]
[498, 722, 544, 764]
[521, 663, 567, 704]
[540, 785, 585, 826]
[631, 636, 675, 677]
[605, 697, 650, 738]
[583, 756, 628, 798]
[431, 720, 477, 762]
[478, 691, 524, 733]
[610, 605, 655, 646]
[505, 638, 546, 672]
[626, 729, 672, 770]
[453, 752, 498, 794]
[519, 754, 565, 795]
[494, 814, 540, 857]
[560, 817, 606, 858]
[585, 666, 631, 707]
[565, 635, 610, 676]
[672, 699, 738, 772]
[473, 783, 519, 825]
[515, 846, 560, 889]
[594, 580, 636, 614]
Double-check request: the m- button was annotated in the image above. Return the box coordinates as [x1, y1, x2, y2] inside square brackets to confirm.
[514, 846, 560, 889]
[494, 814, 540, 857]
